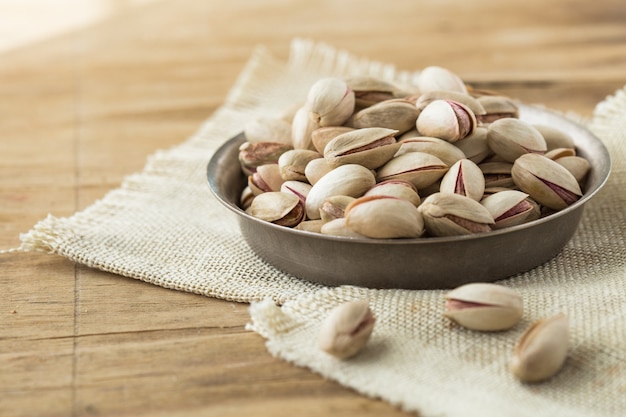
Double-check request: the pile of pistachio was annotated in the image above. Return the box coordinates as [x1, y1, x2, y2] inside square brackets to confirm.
[318, 283, 569, 384]
[238, 66, 590, 238]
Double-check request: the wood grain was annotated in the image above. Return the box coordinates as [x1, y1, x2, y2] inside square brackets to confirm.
[1, 0, 625, 415]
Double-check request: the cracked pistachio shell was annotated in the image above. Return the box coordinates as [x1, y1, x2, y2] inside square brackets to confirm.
[510, 313, 569, 383]
[377, 152, 448, 190]
[280, 180, 312, 204]
[291, 106, 321, 150]
[487, 118, 547, 163]
[248, 164, 285, 195]
[238, 141, 293, 175]
[345, 195, 425, 239]
[415, 90, 486, 116]
[352, 99, 420, 134]
[364, 179, 421, 207]
[319, 195, 356, 223]
[444, 283, 523, 331]
[475, 95, 519, 124]
[555, 156, 590, 183]
[320, 217, 366, 238]
[454, 127, 492, 164]
[304, 157, 333, 186]
[480, 190, 540, 229]
[307, 77, 355, 126]
[533, 124, 575, 150]
[416, 99, 476, 143]
[324, 127, 400, 170]
[246, 191, 305, 227]
[479, 161, 515, 189]
[318, 300, 376, 359]
[278, 149, 322, 181]
[439, 159, 485, 201]
[418, 192, 494, 236]
[417, 66, 468, 94]
[305, 164, 376, 220]
[311, 126, 355, 154]
[244, 116, 293, 145]
[511, 154, 582, 211]
[395, 136, 466, 167]
[345, 76, 412, 107]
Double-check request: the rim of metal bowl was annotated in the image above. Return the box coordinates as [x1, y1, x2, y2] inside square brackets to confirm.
[207, 104, 611, 246]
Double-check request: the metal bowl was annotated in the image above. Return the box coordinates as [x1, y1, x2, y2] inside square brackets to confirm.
[207, 104, 611, 289]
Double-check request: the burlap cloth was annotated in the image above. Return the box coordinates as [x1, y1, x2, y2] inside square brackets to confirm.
[16, 39, 625, 416]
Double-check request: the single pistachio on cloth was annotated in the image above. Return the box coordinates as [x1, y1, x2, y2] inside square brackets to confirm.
[318, 299, 376, 359]
[443, 283, 524, 331]
[510, 313, 569, 383]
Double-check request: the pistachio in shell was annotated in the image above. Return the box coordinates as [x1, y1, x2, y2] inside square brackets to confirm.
[416, 99, 476, 143]
[480, 190, 540, 229]
[377, 152, 449, 190]
[307, 77, 355, 126]
[311, 126, 355, 154]
[278, 149, 322, 182]
[364, 179, 421, 207]
[244, 116, 293, 145]
[395, 136, 466, 167]
[344, 195, 425, 239]
[439, 159, 485, 202]
[238, 141, 293, 175]
[246, 191, 305, 227]
[248, 164, 285, 195]
[486, 118, 547, 163]
[324, 127, 400, 170]
[417, 66, 468, 94]
[418, 192, 494, 236]
[352, 99, 420, 134]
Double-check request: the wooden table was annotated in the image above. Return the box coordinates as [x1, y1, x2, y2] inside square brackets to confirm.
[2, 1, 625, 415]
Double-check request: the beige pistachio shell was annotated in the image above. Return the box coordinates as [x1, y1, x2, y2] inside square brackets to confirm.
[320, 218, 366, 238]
[240, 186, 254, 210]
[533, 124, 575, 150]
[479, 161, 515, 188]
[278, 149, 322, 181]
[291, 106, 321, 150]
[444, 283, 523, 331]
[305, 164, 376, 220]
[352, 99, 420, 134]
[544, 147, 576, 160]
[377, 152, 449, 190]
[454, 127, 492, 164]
[475, 95, 519, 123]
[295, 219, 325, 233]
[238, 141, 293, 175]
[555, 156, 591, 183]
[418, 192, 494, 236]
[311, 126, 355, 154]
[244, 116, 293, 145]
[396, 136, 466, 166]
[318, 300, 376, 359]
[480, 190, 540, 229]
[319, 195, 356, 223]
[246, 191, 305, 227]
[307, 77, 355, 126]
[304, 157, 333, 186]
[345, 195, 425, 239]
[345, 76, 413, 107]
[280, 180, 312, 204]
[364, 179, 421, 207]
[416, 99, 476, 143]
[324, 127, 400, 170]
[510, 313, 569, 383]
[511, 153, 582, 210]
[487, 118, 547, 163]
[248, 164, 285, 195]
[440, 159, 485, 201]
[415, 90, 486, 116]
[418, 66, 468, 94]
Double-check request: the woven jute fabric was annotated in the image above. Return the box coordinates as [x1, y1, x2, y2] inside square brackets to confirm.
[18, 39, 625, 417]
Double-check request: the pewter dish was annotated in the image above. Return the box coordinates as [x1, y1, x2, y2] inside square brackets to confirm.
[207, 104, 611, 289]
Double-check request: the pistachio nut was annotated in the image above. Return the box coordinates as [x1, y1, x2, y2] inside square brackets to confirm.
[304, 157, 333, 186]
[238, 141, 293, 175]
[439, 159, 485, 202]
[246, 191, 305, 227]
[395, 136, 466, 167]
[352, 99, 421, 134]
[415, 90, 486, 116]
[454, 127, 492, 164]
[444, 283, 523, 331]
[311, 126, 355, 154]
[417, 66, 468, 94]
[244, 116, 293, 145]
[377, 152, 449, 190]
[345, 75, 411, 108]
[555, 156, 590, 183]
[319, 195, 356, 223]
[544, 147, 576, 160]
[248, 164, 285, 195]
[418, 192, 494, 236]
[280, 180, 312, 204]
[487, 118, 547, 163]
[291, 106, 321, 150]
[324, 127, 400, 170]
[278, 149, 322, 181]
[305, 164, 376, 220]
[416, 99, 476, 143]
[240, 186, 254, 210]
[307, 77, 355, 126]
[475, 95, 519, 124]
[479, 161, 515, 189]
[364, 179, 421, 207]
[345, 195, 425, 239]
[480, 190, 540, 229]
[533, 124, 575, 150]
[510, 313, 569, 383]
[295, 219, 325, 233]
[320, 218, 366, 238]
[511, 153, 582, 210]
[318, 299, 376, 359]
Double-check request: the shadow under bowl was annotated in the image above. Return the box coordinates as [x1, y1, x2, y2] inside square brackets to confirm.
[207, 104, 611, 289]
